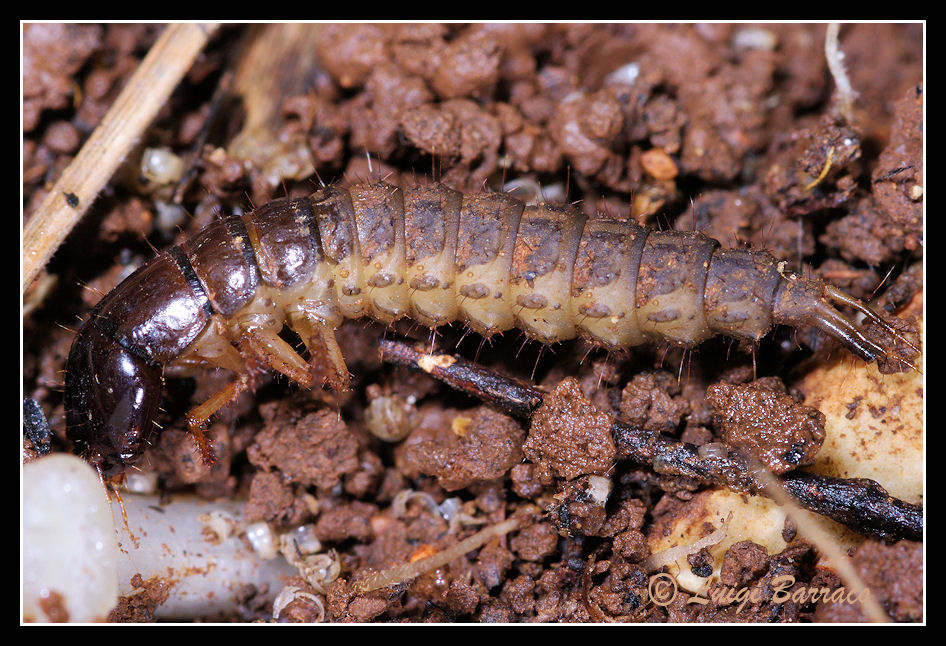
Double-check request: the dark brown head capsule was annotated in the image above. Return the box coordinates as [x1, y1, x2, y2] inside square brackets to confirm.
[65, 245, 214, 475]
[65, 322, 163, 476]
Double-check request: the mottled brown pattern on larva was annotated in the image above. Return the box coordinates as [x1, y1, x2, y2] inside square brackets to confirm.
[703, 249, 782, 342]
[571, 220, 650, 349]
[403, 185, 455, 264]
[510, 203, 586, 342]
[349, 183, 401, 264]
[512, 210, 565, 281]
[455, 192, 523, 271]
[635, 231, 718, 346]
[308, 186, 366, 319]
[573, 227, 627, 290]
[65, 180, 910, 475]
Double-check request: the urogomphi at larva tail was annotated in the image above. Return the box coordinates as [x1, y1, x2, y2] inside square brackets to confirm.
[64, 180, 918, 476]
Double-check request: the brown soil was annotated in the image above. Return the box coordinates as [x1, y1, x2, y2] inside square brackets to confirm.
[22, 23, 923, 623]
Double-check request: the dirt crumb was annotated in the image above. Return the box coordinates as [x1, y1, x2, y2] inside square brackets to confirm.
[548, 474, 612, 537]
[314, 501, 378, 543]
[23, 23, 103, 132]
[243, 470, 309, 527]
[719, 540, 770, 587]
[870, 85, 923, 254]
[523, 377, 616, 481]
[327, 577, 400, 622]
[707, 380, 825, 474]
[405, 406, 524, 491]
[107, 574, 172, 623]
[619, 370, 690, 433]
[510, 521, 559, 562]
[431, 30, 502, 99]
[474, 540, 516, 591]
[248, 409, 359, 492]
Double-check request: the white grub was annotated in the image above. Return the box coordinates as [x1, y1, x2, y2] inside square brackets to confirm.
[365, 394, 415, 442]
[140, 146, 185, 187]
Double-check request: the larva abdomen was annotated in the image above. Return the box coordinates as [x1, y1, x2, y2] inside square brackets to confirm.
[307, 181, 769, 350]
[65, 179, 909, 475]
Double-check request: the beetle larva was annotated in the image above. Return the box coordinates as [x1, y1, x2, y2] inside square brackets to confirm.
[65, 180, 916, 475]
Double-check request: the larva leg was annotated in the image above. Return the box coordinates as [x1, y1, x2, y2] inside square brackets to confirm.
[183, 319, 318, 465]
[182, 323, 303, 466]
[239, 326, 314, 387]
[184, 372, 254, 465]
[165, 321, 250, 466]
[165, 318, 247, 376]
[287, 313, 351, 391]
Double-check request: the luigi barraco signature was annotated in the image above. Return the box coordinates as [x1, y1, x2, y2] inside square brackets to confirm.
[647, 572, 873, 614]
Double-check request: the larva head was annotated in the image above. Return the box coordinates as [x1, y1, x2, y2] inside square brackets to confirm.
[65, 321, 163, 476]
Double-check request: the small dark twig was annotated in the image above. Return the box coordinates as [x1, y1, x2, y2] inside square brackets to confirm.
[379, 338, 922, 541]
[380, 339, 542, 419]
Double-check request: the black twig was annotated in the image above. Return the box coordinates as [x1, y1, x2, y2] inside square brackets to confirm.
[379, 338, 922, 541]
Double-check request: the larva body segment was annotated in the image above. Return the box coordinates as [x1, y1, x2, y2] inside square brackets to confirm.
[703, 249, 783, 344]
[571, 220, 649, 349]
[309, 186, 366, 321]
[454, 192, 524, 336]
[65, 180, 910, 475]
[349, 182, 409, 322]
[510, 203, 586, 344]
[401, 184, 462, 328]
